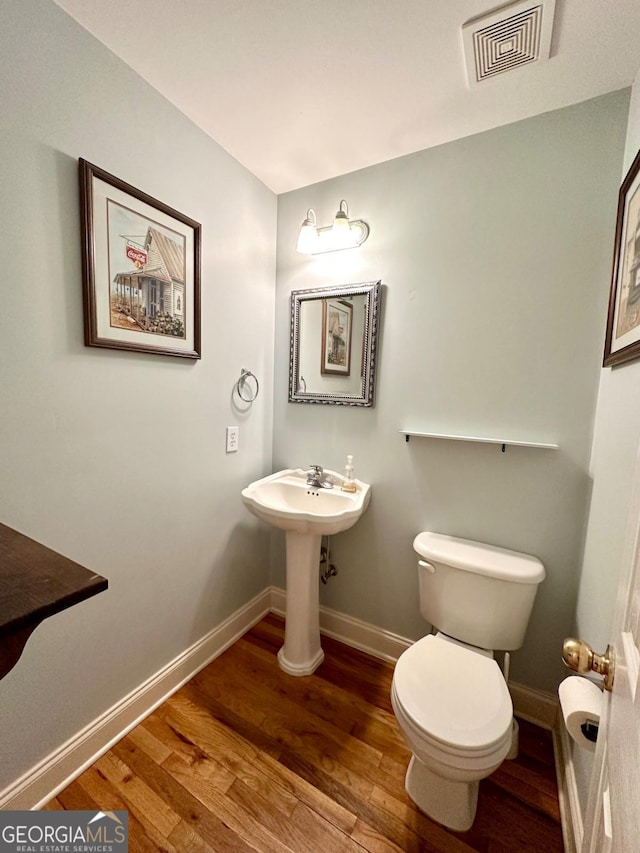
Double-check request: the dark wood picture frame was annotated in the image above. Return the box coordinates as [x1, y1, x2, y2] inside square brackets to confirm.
[79, 159, 201, 359]
[321, 298, 353, 376]
[604, 147, 640, 367]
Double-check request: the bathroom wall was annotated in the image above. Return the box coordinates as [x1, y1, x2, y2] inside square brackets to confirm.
[0, 0, 276, 792]
[274, 90, 629, 695]
[570, 66, 640, 814]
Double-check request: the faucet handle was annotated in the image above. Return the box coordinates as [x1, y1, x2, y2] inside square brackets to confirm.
[308, 464, 323, 475]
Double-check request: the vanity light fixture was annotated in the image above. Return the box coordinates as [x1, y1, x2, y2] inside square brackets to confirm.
[296, 200, 370, 254]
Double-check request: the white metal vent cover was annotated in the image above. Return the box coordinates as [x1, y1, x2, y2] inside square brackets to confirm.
[462, 0, 556, 86]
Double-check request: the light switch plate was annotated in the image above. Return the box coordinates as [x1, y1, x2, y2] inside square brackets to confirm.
[226, 426, 239, 453]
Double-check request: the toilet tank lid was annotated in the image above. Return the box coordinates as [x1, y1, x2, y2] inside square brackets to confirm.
[413, 532, 545, 584]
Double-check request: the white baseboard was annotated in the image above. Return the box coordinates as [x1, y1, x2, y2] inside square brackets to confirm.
[505, 680, 580, 851]
[269, 586, 413, 663]
[507, 681, 558, 730]
[553, 714, 582, 853]
[0, 588, 272, 811]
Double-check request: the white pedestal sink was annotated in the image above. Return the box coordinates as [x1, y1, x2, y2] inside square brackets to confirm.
[241, 469, 371, 675]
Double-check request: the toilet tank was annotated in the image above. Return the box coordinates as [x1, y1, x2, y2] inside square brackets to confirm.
[414, 532, 545, 651]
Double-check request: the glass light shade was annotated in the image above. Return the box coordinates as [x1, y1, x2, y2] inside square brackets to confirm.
[296, 210, 318, 254]
[331, 208, 353, 248]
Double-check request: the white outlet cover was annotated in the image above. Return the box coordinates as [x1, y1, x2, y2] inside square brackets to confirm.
[226, 426, 239, 453]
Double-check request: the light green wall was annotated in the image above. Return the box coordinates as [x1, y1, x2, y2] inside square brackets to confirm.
[572, 67, 640, 814]
[577, 70, 640, 659]
[0, 0, 276, 792]
[274, 90, 630, 694]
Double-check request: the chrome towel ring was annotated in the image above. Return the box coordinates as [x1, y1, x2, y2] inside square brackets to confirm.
[235, 368, 259, 403]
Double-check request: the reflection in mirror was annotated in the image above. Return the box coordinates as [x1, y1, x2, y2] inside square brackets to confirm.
[289, 280, 381, 406]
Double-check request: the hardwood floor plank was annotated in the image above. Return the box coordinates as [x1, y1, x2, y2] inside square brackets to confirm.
[189, 644, 410, 808]
[112, 737, 256, 853]
[193, 651, 386, 771]
[94, 751, 181, 839]
[162, 751, 297, 853]
[246, 749, 359, 836]
[290, 798, 364, 852]
[57, 776, 171, 853]
[161, 692, 262, 775]
[490, 761, 561, 823]
[258, 703, 383, 778]
[56, 780, 99, 811]
[461, 777, 564, 853]
[159, 689, 282, 784]
[350, 819, 408, 853]
[128, 720, 174, 765]
[277, 748, 374, 815]
[161, 680, 359, 836]
[140, 711, 217, 767]
[245, 616, 396, 713]
[46, 616, 564, 853]
[277, 749, 463, 853]
[224, 636, 408, 761]
[179, 677, 381, 802]
[226, 775, 362, 853]
[380, 752, 409, 787]
[316, 635, 396, 714]
[74, 765, 176, 853]
[246, 612, 290, 652]
[167, 820, 211, 852]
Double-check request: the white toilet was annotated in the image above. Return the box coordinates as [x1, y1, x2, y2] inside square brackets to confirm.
[391, 532, 545, 831]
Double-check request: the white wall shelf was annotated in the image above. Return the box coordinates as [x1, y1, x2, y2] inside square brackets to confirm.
[400, 430, 559, 452]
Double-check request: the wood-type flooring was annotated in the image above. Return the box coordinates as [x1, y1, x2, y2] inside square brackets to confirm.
[45, 614, 565, 852]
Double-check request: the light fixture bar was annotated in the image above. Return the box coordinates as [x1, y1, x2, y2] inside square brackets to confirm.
[296, 200, 370, 254]
[310, 220, 369, 254]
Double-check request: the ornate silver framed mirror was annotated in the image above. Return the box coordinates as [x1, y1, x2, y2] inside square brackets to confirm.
[289, 280, 381, 406]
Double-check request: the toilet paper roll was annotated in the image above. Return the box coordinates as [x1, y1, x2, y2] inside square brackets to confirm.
[558, 676, 603, 752]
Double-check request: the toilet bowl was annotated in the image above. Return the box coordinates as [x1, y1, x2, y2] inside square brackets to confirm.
[391, 633, 513, 830]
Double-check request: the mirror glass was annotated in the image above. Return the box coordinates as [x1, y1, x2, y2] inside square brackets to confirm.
[289, 280, 381, 406]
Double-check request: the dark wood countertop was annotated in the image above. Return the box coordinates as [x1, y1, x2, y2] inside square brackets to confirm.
[0, 522, 108, 676]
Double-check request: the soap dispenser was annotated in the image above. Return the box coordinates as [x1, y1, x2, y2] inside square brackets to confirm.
[341, 455, 357, 493]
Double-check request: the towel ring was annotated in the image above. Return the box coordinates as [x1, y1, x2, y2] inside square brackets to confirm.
[236, 368, 259, 403]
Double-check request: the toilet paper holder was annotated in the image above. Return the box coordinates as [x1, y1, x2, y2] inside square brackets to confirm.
[580, 719, 599, 743]
[562, 637, 615, 691]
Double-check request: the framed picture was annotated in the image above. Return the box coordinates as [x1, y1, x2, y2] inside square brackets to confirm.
[604, 148, 640, 367]
[79, 159, 201, 359]
[321, 298, 352, 375]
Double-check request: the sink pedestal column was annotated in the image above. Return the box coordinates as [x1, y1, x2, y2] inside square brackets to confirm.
[277, 531, 325, 676]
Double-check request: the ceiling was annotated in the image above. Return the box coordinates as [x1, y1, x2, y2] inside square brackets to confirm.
[52, 0, 640, 194]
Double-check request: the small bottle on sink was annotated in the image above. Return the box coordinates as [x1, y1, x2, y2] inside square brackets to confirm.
[341, 455, 357, 493]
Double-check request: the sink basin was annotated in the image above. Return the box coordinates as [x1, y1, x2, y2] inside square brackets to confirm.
[241, 468, 372, 676]
[241, 468, 371, 535]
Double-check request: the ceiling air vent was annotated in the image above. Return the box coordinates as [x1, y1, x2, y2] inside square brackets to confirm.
[462, 0, 556, 86]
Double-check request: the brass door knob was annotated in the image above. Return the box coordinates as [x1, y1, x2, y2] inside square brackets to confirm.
[562, 638, 615, 692]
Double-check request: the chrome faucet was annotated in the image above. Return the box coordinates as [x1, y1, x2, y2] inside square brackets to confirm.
[306, 464, 333, 489]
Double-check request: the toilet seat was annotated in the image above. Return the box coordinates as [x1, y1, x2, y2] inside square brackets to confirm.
[392, 634, 513, 753]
